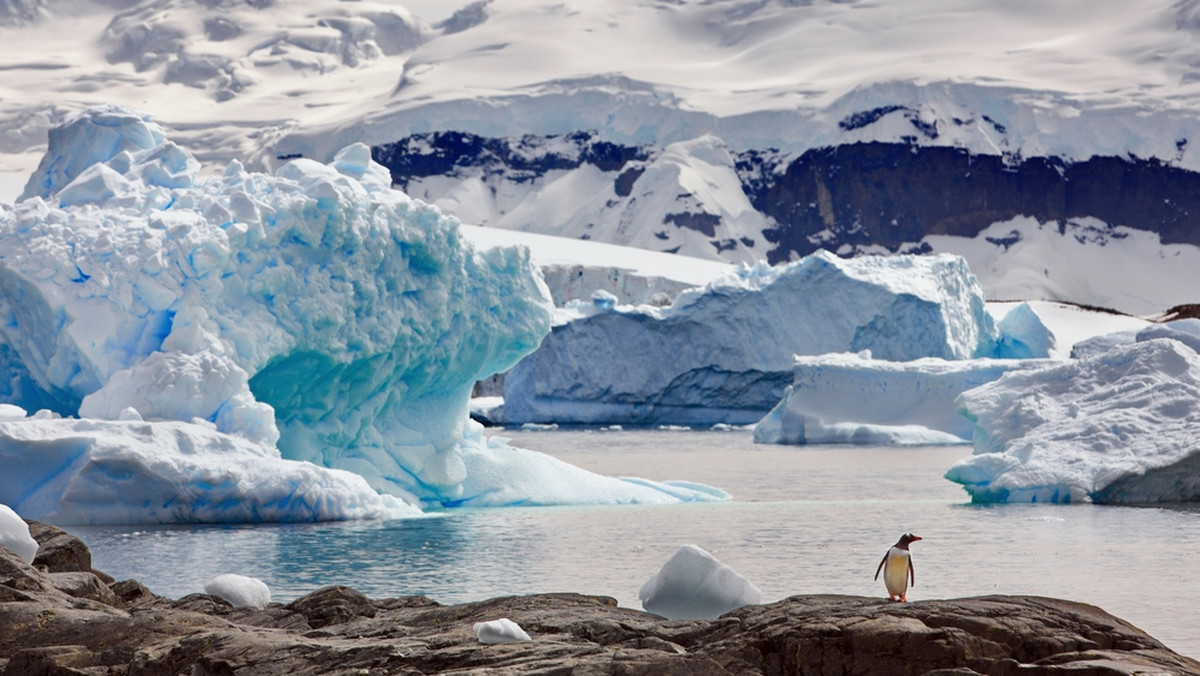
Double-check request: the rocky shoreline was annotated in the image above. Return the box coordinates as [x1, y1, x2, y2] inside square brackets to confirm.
[3, 522, 1198, 675]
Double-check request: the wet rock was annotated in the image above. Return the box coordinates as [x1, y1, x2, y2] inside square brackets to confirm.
[0, 524, 1197, 675]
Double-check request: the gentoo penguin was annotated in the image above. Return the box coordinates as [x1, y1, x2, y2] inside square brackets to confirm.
[874, 533, 921, 602]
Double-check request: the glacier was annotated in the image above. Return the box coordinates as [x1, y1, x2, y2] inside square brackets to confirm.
[501, 251, 1000, 426]
[0, 105, 727, 525]
[945, 329, 1200, 504]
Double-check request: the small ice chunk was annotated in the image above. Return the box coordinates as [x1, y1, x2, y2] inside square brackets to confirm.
[0, 504, 38, 564]
[473, 617, 532, 644]
[639, 544, 761, 620]
[0, 404, 27, 422]
[331, 142, 393, 191]
[204, 573, 271, 609]
[591, 288, 617, 310]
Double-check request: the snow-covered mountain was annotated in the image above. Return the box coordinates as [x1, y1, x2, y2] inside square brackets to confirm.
[4, 0, 1200, 313]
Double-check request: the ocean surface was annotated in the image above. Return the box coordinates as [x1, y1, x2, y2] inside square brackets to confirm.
[72, 428, 1200, 660]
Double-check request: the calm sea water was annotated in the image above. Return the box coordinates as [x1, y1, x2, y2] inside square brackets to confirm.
[71, 428, 1200, 659]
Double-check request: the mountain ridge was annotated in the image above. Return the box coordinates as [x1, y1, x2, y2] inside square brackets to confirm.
[5, 0, 1200, 314]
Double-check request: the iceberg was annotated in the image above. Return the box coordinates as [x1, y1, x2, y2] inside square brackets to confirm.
[946, 337, 1200, 504]
[0, 503, 37, 565]
[205, 573, 271, 609]
[639, 544, 762, 620]
[502, 251, 1000, 426]
[753, 352, 1053, 446]
[1071, 319, 1200, 360]
[0, 414, 411, 524]
[0, 105, 726, 524]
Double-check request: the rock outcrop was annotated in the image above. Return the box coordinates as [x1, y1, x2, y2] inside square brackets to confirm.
[2, 524, 1197, 675]
[372, 132, 1200, 266]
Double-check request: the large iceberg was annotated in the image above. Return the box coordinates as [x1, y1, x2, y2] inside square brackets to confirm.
[0, 105, 726, 524]
[502, 251, 999, 426]
[945, 334, 1200, 504]
[753, 352, 1054, 446]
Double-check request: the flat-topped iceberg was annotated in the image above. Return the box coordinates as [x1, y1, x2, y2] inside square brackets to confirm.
[0, 105, 726, 524]
[502, 251, 999, 426]
[754, 352, 1054, 446]
[946, 336, 1200, 504]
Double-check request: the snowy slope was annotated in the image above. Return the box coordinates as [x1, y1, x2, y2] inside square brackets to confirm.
[5, 1, 1200, 312]
[10, 0, 1200, 171]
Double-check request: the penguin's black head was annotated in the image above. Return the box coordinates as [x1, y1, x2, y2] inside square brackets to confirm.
[897, 533, 922, 547]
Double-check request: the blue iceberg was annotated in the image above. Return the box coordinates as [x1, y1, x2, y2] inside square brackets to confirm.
[0, 105, 726, 524]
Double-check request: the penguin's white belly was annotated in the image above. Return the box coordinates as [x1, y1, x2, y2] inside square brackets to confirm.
[883, 548, 910, 596]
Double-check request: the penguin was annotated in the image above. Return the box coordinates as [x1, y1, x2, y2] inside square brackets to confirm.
[874, 533, 921, 602]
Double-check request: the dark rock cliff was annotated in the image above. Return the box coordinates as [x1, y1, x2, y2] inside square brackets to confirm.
[371, 130, 650, 191]
[749, 142, 1200, 263]
[3, 522, 1198, 675]
[371, 132, 1200, 266]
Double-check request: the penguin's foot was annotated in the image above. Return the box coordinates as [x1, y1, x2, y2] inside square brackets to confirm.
[899, 595, 908, 602]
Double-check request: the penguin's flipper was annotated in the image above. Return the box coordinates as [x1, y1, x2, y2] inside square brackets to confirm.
[909, 557, 915, 587]
[874, 552, 888, 581]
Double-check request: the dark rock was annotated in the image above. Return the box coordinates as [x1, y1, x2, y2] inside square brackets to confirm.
[45, 571, 121, 608]
[371, 130, 650, 191]
[286, 584, 376, 629]
[109, 579, 159, 607]
[372, 129, 1200, 270]
[1, 525, 1197, 675]
[1160, 303, 1200, 321]
[25, 520, 93, 574]
[746, 142, 1200, 264]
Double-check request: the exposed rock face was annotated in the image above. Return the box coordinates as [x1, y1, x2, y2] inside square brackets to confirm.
[373, 130, 649, 188]
[749, 142, 1200, 263]
[373, 132, 1200, 266]
[2, 525, 1198, 675]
